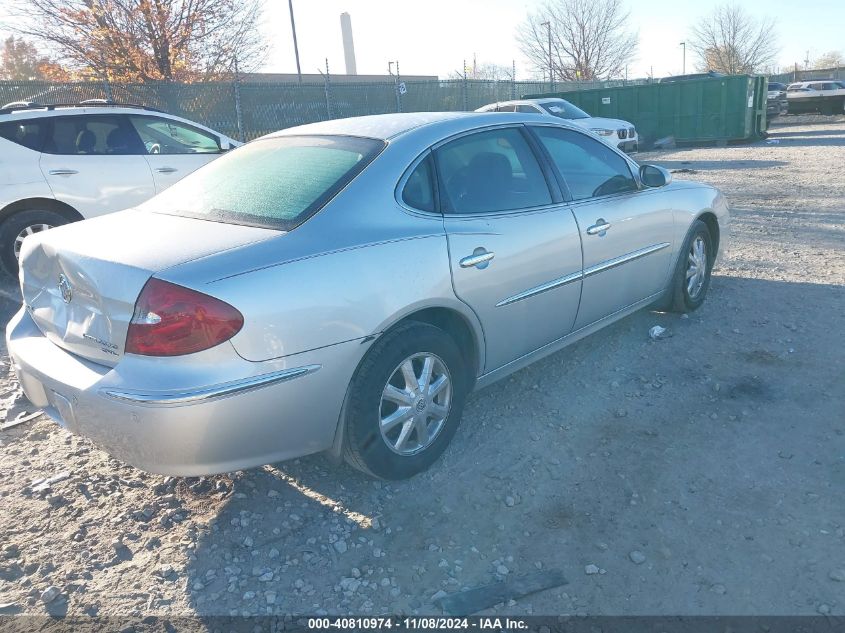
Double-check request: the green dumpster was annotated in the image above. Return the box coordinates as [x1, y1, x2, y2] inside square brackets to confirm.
[525, 74, 768, 148]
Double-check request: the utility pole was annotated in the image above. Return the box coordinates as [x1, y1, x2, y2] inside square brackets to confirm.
[680, 41, 686, 75]
[288, 0, 302, 83]
[541, 21, 553, 90]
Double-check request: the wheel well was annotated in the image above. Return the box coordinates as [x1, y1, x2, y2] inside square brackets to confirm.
[0, 198, 84, 224]
[397, 307, 481, 387]
[698, 211, 720, 260]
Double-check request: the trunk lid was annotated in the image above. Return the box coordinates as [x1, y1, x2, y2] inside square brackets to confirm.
[20, 209, 277, 366]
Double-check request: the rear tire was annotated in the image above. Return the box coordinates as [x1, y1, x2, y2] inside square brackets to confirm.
[0, 209, 69, 275]
[343, 321, 468, 480]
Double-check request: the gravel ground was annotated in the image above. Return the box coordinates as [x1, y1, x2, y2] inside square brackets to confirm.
[0, 116, 843, 619]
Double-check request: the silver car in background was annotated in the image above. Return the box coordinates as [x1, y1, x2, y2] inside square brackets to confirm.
[7, 112, 729, 479]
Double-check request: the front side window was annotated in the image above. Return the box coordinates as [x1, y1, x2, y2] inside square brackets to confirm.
[129, 116, 221, 154]
[402, 156, 435, 212]
[44, 115, 143, 155]
[516, 105, 542, 113]
[497, 105, 517, 112]
[0, 119, 47, 151]
[434, 127, 551, 214]
[533, 126, 637, 200]
[141, 135, 384, 230]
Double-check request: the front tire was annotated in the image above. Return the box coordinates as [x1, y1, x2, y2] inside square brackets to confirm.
[0, 209, 69, 275]
[343, 321, 469, 480]
[666, 219, 714, 313]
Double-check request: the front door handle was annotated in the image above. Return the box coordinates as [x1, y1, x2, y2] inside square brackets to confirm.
[156, 167, 178, 174]
[586, 218, 611, 236]
[460, 248, 495, 269]
[48, 169, 78, 176]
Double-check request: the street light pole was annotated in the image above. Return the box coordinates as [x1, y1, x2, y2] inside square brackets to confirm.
[288, 0, 302, 84]
[680, 41, 686, 75]
[541, 21, 553, 90]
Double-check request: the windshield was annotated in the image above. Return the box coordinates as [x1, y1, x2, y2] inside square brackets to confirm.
[141, 135, 384, 230]
[539, 100, 591, 120]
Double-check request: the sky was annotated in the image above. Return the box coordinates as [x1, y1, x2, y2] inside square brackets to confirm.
[1, 0, 843, 80]
[257, 0, 844, 79]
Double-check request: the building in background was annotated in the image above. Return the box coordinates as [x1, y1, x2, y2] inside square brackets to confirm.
[340, 12, 357, 76]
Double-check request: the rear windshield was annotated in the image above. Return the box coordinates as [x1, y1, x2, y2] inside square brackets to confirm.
[539, 100, 590, 120]
[142, 135, 385, 230]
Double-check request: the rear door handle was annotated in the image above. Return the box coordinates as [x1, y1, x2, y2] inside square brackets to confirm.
[48, 169, 78, 176]
[586, 219, 611, 236]
[156, 167, 178, 174]
[459, 248, 495, 269]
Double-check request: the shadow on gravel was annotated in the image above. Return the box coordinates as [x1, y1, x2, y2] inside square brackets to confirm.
[764, 131, 845, 148]
[179, 275, 845, 616]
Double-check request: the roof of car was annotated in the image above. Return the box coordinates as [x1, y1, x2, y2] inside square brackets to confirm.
[0, 103, 232, 139]
[266, 111, 587, 142]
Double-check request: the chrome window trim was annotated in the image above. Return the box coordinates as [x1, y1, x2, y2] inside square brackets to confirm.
[496, 242, 670, 308]
[100, 365, 321, 407]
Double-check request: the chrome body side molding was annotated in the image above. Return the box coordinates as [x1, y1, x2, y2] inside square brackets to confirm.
[101, 365, 321, 406]
[496, 242, 670, 308]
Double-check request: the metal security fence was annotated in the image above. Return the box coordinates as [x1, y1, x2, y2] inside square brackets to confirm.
[1, 77, 649, 141]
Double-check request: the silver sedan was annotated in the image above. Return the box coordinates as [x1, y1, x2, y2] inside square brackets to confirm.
[7, 112, 729, 479]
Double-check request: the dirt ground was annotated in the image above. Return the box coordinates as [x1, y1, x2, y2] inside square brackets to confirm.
[0, 115, 843, 619]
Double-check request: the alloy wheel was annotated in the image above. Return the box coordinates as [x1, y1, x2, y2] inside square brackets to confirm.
[379, 352, 452, 456]
[14, 223, 53, 260]
[685, 235, 708, 299]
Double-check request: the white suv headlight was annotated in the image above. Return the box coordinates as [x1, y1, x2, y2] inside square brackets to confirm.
[591, 128, 613, 136]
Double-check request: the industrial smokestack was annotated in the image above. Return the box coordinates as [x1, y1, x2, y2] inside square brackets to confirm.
[340, 12, 357, 75]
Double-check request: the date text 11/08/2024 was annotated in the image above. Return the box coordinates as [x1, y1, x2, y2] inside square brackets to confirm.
[307, 617, 530, 630]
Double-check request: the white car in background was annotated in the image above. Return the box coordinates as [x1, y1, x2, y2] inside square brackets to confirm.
[476, 98, 639, 153]
[0, 101, 240, 273]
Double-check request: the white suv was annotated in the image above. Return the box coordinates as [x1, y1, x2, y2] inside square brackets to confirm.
[0, 101, 240, 273]
[476, 98, 639, 153]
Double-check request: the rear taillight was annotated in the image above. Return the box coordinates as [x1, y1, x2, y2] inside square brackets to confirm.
[125, 278, 243, 356]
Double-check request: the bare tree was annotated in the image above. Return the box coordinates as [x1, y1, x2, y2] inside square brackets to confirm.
[448, 61, 512, 81]
[813, 50, 844, 70]
[516, 0, 638, 82]
[689, 4, 778, 74]
[8, 0, 266, 82]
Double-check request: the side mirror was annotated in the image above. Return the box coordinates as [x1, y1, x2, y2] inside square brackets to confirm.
[639, 164, 672, 188]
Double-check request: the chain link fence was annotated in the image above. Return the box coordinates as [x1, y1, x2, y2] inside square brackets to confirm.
[0, 76, 649, 141]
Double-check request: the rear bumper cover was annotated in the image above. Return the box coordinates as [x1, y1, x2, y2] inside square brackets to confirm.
[6, 307, 363, 475]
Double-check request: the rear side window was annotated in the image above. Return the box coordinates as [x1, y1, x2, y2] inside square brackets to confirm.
[129, 115, 221, 154]
[142, 135, 385, 230]
[434, 127, 551, 214]
[402, 156, 435, 212]
[533, 126, 637, 200]
[44, 115, 144, 155]
[0, 119, 47, 151]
